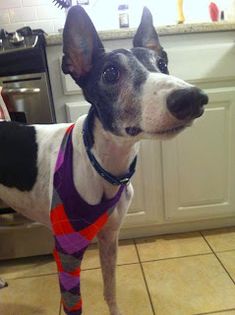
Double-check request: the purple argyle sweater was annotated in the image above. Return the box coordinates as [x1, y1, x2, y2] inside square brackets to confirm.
[50, 124, 125, 315]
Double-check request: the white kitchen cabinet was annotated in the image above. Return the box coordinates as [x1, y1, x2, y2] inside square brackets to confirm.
[162, 87, 235, 221]
[124, 140, 163, 227]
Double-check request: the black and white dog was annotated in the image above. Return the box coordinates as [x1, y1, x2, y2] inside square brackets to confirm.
[0, 5, 208, 315]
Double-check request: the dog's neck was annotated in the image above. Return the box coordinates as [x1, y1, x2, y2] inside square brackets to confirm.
[92, 117, 139, 176]
[88, 112, 139, 199]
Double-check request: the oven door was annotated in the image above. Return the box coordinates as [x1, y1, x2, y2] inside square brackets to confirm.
[0, 72, 55, 124]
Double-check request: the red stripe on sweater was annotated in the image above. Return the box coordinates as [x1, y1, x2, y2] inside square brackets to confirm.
[51, 204, 75, 235]
[53, 249, 81, 276]
[79, 212, 109, 241]
[63, 299, 82, 312]
[68, 267, 81, 276]
[65, 124, 75, 134]
[53, 249, 64, 272]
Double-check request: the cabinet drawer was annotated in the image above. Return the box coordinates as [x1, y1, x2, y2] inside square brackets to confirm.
[167, 42, 235, 82]
[65, 101, 90, 122]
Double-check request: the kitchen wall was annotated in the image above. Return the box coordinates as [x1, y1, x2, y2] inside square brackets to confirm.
[0, 0, 232, 34]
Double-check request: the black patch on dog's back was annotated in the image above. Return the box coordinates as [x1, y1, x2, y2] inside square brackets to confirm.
[0, 121, 38, 191]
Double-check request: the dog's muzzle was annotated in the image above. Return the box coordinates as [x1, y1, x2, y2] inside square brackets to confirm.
[166, 87, 209, 120]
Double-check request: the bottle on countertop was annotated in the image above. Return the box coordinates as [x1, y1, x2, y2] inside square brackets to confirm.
[118, 3, 129, 28]
[177, 0, 185, 24]
[220, 10, 225, 21]
[209, 2, 220, 22]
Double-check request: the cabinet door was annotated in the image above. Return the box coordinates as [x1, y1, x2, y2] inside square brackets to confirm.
[162, 87, 235, 221]
[124, 140, 163, 227]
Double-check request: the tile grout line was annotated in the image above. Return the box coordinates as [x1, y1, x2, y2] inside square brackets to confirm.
[210, 248, 235, 254]
[2, 262, 141, 282]
[200, 232, 235, 286]
[3, 271, 58, 281]
[134, 239, 156, 315]
[193, 307, 235, 315]
[82, 261, 140, 272]
[135, 251, 213, 264]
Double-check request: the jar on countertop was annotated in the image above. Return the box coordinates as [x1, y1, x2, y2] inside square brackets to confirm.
[118, 4, 129, 28]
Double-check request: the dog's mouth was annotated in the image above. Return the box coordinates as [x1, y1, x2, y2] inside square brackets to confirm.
[152, 124, 187, 135]
[125, 124, 188, 137]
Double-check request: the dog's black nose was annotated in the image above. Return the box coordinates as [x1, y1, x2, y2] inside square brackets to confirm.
[167, 87, 208, 120]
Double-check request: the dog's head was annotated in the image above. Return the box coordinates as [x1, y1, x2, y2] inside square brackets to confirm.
[62, 5, 208, 139]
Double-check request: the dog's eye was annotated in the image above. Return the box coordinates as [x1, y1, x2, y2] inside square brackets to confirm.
[158, 58, 169, 75]
[102, 66, 120, 84]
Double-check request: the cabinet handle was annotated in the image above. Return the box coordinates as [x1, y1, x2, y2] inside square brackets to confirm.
[3, 88, 40, 94]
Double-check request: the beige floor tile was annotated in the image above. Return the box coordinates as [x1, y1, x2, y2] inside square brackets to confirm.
[135, 232, 211, 261]
[217, 251, 235, 281]
[60, 264, 153, 315]
[0, 255, 57, 280]
[0, 274, 61, 315]
[198, 311, 235, 315]
[143, 254, 235, 315]
[0, 255, 57, 279]
[82, 239, 139, 270]
[202, 227, 235, 252]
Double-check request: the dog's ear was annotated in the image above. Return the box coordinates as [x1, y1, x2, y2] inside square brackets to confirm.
[133, 7, 162, 54]
[62, 5, 104, 81]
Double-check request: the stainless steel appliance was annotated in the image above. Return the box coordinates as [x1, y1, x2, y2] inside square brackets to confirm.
[0, 27, 56, 124]
[0, 27, 55, 259]
[1, 73, 55, 123]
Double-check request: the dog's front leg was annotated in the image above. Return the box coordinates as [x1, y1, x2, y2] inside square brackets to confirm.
[97, 184, 134, 315]
[98, 228, 121, 315]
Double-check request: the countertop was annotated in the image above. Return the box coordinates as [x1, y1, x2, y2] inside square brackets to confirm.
[46, 21, 235, 46]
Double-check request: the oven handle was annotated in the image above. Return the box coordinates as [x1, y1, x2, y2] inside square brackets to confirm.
[3, 88, 40, 94]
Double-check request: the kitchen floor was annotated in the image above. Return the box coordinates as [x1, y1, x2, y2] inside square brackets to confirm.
[0, 227, 235, 315]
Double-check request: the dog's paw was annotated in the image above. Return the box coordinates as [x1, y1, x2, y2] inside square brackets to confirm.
[0, 279, 8, 289]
